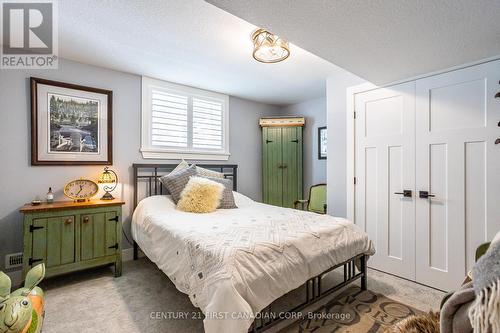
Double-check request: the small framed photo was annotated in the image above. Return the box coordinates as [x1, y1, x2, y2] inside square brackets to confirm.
[318, 126, 327, 160]
[31, 77, 113, 165]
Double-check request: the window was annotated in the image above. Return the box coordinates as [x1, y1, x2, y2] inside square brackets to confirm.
[141, 77, 230, 160]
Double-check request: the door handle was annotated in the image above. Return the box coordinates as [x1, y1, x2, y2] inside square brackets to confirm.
[419, 191, 436, 199]
[394, 190, 412, 198]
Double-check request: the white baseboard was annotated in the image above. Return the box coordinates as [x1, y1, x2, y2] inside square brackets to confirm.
[7, 248, 145, 288]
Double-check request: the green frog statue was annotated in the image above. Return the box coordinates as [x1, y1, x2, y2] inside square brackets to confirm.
[0, 264, 45, 333]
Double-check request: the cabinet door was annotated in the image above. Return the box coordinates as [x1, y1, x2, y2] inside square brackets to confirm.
[282, 127, 303, 208]
[32, 215, 75, 268]
[263, 127, 283, 206]
[81, 212, 118, 261]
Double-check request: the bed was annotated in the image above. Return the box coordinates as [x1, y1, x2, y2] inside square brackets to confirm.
[131, 164, 374, 333]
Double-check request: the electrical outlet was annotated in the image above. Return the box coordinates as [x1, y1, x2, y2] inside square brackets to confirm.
[5, 253, 23, 270]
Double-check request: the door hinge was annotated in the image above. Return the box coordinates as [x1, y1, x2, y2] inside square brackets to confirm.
[354, 177, 357, 185]
[265, 139, 273, 144]
[29, 258, 43, 266]
[291, 139, 299, 143]
[108, 216, 119, 222]
[29, 225, 44, 232]
[354, 111, 356, 119]
[108, 243, 119, 250]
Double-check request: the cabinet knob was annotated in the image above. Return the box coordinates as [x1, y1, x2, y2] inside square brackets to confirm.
[83, 216, 89, 223]
[64, 218, 73, 225]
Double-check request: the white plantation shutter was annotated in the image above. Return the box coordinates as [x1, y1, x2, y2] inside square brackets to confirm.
[151, 90, 188, 147]
[141, 77, 229, 160]
[193, 98, 223, 150]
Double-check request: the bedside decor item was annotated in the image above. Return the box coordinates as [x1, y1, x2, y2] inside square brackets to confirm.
[46, 187, 54, 203]
[64, 179, 99, 202]
[0, 264, 46, 333]
[177, 177, 224, 213]
[318, 126, 327, 159]
[31, 77, 113, 165]
[20, 200, 124, 279]
[251, 28, 290, 63]
[98, 166, 118, 200]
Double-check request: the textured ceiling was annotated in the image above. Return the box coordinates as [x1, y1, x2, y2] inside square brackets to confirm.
[56, 0, 347, 105]
[206, 0, 500, 85]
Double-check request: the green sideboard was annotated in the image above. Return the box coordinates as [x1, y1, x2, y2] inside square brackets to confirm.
[20, 200, 124, 279]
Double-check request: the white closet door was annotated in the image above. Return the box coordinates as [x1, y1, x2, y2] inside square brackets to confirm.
[415, 61, 500, 291]
[355, 82, 416, 280]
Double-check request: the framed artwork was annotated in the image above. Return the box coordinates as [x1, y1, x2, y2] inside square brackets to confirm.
[31, 77, 113, 165]
[318, 126, 327, 160]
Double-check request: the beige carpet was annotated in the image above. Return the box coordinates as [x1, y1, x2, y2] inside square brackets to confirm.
[40, 258, 444, 333]
[282, 287, 421, 333]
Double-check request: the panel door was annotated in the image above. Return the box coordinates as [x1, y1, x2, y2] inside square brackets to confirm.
[282, 127, 303, 208]
[355, 82, 416, 280]
[32, 215, 75, 268]
[415, 61, 500, 290]
[263, 127, 283, 206]
[81, 212, 117, 261]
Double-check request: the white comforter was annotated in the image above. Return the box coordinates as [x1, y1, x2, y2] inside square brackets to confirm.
[131, 193, 374, 333]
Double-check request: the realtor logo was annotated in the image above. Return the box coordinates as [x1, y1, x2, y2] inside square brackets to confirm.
[1, 0, 58, 69]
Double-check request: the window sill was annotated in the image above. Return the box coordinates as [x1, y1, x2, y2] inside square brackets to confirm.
[140, 148, 230, 161]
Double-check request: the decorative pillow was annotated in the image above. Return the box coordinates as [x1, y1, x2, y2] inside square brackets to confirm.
[172, 159, 189, 173]
[200, 176, 237, 209]
[196, 166, 224, 179]
[177, 177, 224, 213]
[160, 164, 197, 204]
[159, 160, 189, 193]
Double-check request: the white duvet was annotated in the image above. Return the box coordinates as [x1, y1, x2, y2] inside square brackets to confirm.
[131, 193, 374, 333]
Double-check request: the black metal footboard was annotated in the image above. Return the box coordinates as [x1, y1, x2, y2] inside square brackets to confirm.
[249, 254, 368, 333]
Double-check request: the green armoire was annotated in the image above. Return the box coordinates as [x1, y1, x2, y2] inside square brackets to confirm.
[261, 117, 304, 208]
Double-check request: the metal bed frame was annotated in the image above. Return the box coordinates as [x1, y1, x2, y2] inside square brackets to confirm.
[131, 163, 367, 333]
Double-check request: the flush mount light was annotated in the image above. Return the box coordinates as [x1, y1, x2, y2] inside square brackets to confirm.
[251, 28, 290, 63]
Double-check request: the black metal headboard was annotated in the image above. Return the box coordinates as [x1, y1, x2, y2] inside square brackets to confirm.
[132, 163, 238, 209]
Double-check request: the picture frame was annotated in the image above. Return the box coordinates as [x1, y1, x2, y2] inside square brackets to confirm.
[31, 77, 113, 165]
[318, 126, 327, 160]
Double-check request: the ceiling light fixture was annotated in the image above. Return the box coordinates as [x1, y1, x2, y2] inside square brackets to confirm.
[251, 28, 290, 63]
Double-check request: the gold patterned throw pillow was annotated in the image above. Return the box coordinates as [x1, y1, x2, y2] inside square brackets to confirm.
[177, 177, 224, 213]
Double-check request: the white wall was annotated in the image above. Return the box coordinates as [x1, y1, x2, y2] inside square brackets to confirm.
[281, 97, 327, 194]
[326, 73, 365, 217]
[0, 59, 280, 270]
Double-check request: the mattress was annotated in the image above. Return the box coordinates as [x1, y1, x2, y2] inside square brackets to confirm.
[131, 192, 374, 333]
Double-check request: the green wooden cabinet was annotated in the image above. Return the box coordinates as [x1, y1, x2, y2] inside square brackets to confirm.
[262, 124, 303, 208]
[20, 200, 124, 279]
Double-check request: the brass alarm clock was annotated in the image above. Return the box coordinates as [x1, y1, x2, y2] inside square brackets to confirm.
[64, 178, 99, 202]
